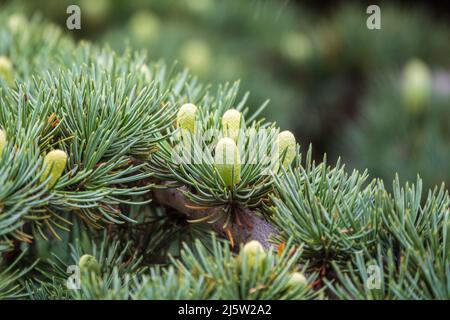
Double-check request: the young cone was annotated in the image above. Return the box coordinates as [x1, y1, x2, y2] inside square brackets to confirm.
[0, 56, 14, 86]
[177, 103, 198, 134]
[222, 108, 242, 141]
[277, 130, 296, 169]
[287, 272, 307, 289]
[139, 63, 152, 82]
[7, 14, 27, 34]
[214, 137, 241, 187]
[240, 240, 266, 269]
[40, 150, 67, 189]
[79, 254, 101, 275]
[0, 129, 6, 156]
[402, 59, 431, 114]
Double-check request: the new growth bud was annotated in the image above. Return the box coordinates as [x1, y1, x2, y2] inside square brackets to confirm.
[222, 108, 242, 141]
[287, 272, 307, 289]
[0, 56, 14, 86]
[214, 137, 241, 187]
[177, 103, 198, 134]
[277, 130, 296, 169]
[139, 63, 152, 82]
[79, 254, 101, 275]
[8, 14, 27, 34]
[241, 240, 266, 268]
[40, 150, 67, 189]
[402, 59, 431, 114]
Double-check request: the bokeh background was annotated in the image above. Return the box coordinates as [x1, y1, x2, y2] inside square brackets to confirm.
[2, 0, 450, 191]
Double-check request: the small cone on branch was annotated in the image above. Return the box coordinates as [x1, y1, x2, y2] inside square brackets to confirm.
[177, 103, 198, 134]
[7, 14, 27, 34]
[240, 240, 266, 268]
[214, 137, 241, 187]
[0, 56, 14, 86]
[277, 130, 296, 169]
[79, 254, 101, 275]
[402, 59, 431, 114]
[222, 108, 242, 141]
[287, 272, 307, 289]
[0, 129, 6, 156]
[139, 63, 152, 83]
[40, 150, 67, 189]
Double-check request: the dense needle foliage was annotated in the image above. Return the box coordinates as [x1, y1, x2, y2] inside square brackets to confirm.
[0, 6, 449, 300]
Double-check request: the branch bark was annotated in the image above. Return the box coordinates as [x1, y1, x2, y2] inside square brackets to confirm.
[151, 185, 277, 249]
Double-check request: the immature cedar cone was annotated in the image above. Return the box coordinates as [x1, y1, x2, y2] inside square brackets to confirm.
[177, 103, 198, 134]
[40, 150, 67, 189]
[280, 31, 313, 63]
[214, 137, 241, 187]
[277, 130, 296, 169]
[0, 56, 14, 86]
[79, 254, 101, 275]
[287, 272, 307, 289]
[222, 109, 242, 141]
[0, 129, 6, 156]
[402, 59, 431, 114]
[8, 14, 27, 33]
[139, 64, 152, 82]
[241, 240, 266, 268]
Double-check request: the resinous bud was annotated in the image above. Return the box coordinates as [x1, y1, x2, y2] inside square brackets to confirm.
[177, 103, 198, 134]
[214, 137, 241, 187]
[222, 109, 242, 141]
[402, 59, 431, 114]
[40, 150, 67, 189]
[277, 130, 296, 169]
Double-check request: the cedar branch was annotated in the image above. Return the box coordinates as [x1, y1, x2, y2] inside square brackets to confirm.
[151, 185, 277, 249]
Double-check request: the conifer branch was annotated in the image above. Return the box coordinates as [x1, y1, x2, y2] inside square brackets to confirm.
[1, 4, 449, 300]
[152, 183, 277, 249]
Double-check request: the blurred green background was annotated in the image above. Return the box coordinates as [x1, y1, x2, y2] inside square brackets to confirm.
[2, 0, 450, 191]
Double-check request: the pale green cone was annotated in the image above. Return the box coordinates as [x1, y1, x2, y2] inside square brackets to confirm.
[277, 130, 296, 170]
[40, 150, 67, 189]
[241, 240, 266, 268]
[79, 254, 101, 275]
[214, 137, 241, 187]
[287, 272, 307, 289]
[0, 56, 14, 86]
[402, 59, 431, 114]
[139, 63, 152, 82]
[177, 103, 198, 134]
[222, 108, 242, 141]
[8, 14, 27, 34]
[0, 129, 6, 156]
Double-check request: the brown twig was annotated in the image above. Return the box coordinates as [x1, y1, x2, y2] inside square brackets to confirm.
[151, 184, 277, 249]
